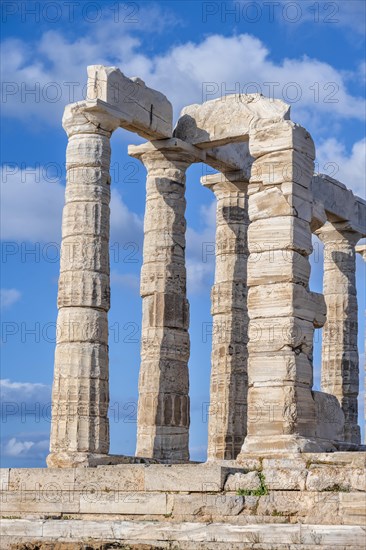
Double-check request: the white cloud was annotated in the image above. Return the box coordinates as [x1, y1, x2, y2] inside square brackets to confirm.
[4, 437, 34, 456]
[316, 138, 366, 198]
[110, 188, 143, 245]
[2, 437, 49, 457]
[0, 165, 143, 244]
[0, 378, 50, 397]
[0, 165, 65, 241]
[1, 28, 364, 132]
[186, 200, 216, 294]
[0, 378, 48, 392]
[0, 289, 21, 309]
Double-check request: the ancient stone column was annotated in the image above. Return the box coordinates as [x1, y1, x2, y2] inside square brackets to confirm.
[201, 172, 249, 460]
[129, 139, 196, 461]
[240, 119, 328, 454]
[47, 101, 119, 468]
[356, 244, 366, 445]
[317, 224, 361, 445]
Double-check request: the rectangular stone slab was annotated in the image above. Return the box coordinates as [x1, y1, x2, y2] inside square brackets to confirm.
[79, 492, 168, 515]
[87, 65, 173, 139]
[144, 464, 241, 492]
[174, 94, 290, 148]
[312, 174, 366, 237]
[2, 520, 365, 545]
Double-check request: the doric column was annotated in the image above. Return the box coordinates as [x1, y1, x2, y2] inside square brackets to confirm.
[47, 102, 119, 468]
[356, 244, 366, 445]
[317, 224, 361, 445]
[129, 139, 197, 461]
[240, 119, 327, 454]
[201, 172, 249, 460]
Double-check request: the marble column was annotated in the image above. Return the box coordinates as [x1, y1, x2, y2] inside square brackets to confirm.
[356, 244, 366, 444]
[317, 224, 361, 445]
[240, 119, 327, 454]
[129, 140, 196, 461]
[47, 102, 119, 468]
[201, 172, 249, 460]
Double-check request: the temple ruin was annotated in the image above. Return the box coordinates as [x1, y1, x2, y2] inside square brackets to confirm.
[46, 66, 365, 467]
[2, 65, 365, 549]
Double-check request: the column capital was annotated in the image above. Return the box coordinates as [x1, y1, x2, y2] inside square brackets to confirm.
[62, 100, 121, 137]
[128, 138, 205, 168]
[201, 171, 248, 194]
[356, 244, 366, 261]
[315, 221, 362, 246]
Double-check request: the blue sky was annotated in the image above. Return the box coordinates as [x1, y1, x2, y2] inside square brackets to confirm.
[1, 0, 365, 466]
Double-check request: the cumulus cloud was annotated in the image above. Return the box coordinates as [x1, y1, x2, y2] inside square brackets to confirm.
[0, 379, 51, 406]
[316, 137, 366, 198]
[0, 289, 21, 309]
[110, 188, 144, 246]
[0, 165, 144, 244]
[1, 27, 364, 132]
[0, 165, 65, 241]
[186, 200, 216, 294]
[0, 378, 49, 394]
[2, 436, 49, 458]
[0, 379, 52, 430]
[4, 437, 34, 456]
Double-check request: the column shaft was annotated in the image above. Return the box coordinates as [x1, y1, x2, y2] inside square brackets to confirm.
[318, 225, 361, 444]
[203, 175, 248, 460]
[241, 120, 327, 454]
[47, 103, 119, 467]
[130, 144, 194, 461]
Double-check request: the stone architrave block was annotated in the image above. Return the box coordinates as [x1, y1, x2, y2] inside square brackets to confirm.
[87, 65, 173, 139]
[174, 94, 290, 147]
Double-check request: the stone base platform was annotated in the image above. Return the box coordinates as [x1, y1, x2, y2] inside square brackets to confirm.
[1, 520, 365, 549]
[1, 453, 365, 549]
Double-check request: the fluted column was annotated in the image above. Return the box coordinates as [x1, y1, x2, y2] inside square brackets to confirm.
[317, 224, 361, 445]
[356, 244, 366, 445]
[129, 140, 196, 461]
[202, 172, 248, 460]
[47, 102, 119, 468]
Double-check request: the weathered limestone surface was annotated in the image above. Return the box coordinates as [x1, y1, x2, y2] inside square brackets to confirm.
[87, 65, 173, 139]
[128, 139, 197, 461]
[202, 172, 249, 460]
[316, 223, 361, 445]
[2, 520, 365, 549]
[2, 457, 365, 547]
[355, 244, 366, 444]
[47, 101, 120, 468]
[240, 119, 331, 454]
[174, 94, 290, 147]
[312, 175, 366, 237]
[41, 71, 366, 478]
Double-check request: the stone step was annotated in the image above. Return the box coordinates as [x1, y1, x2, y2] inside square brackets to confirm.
[1, 519, 365, 549]
[1, 489, 365, 525]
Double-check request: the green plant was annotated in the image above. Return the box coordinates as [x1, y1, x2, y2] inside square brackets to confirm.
[236, 472, 268, 497]
[271, 509, 285, 517]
